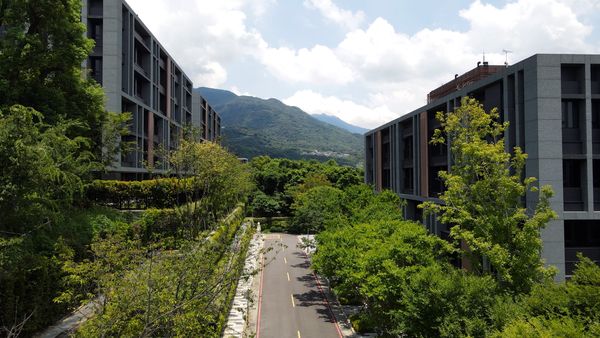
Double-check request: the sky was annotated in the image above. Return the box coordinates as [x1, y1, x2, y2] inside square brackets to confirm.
[125, 0, 600, 129]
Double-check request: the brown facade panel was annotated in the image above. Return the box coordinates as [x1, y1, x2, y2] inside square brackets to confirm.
[428, 64, 505, 103]
[419, 112, 429, 197]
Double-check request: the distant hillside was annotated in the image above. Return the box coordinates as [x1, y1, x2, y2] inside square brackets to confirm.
[195, 87, 364, 166]
[312, 114, 368, 134]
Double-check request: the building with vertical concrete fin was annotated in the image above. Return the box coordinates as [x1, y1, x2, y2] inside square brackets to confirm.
[365, 54, 600, 281]
[82, 0, 221, 180]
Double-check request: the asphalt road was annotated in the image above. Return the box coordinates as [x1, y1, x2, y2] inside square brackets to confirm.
[257, 233, 342, 338]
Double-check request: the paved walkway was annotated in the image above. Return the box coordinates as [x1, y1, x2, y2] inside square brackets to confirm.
[34, 296, 104, 338]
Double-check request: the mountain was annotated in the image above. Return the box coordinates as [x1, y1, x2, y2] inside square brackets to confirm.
[312, 114, 368, 134]
[195, 87, 364, 166]
[197, 87, 237, 107]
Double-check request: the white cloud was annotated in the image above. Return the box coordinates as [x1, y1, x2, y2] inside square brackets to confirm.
[460, 0, 593, 56]
[284, 90, 398, 129]
[303, 0, 365, 30]
[126, 0, 270, 87]
[259, 45, 355, 84]
[229, 86, 252, 96]
[124, 0, 599, 128]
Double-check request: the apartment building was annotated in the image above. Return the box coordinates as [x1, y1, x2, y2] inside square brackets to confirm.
[82, 0, 221, 180]
[365, 54, 600, 281]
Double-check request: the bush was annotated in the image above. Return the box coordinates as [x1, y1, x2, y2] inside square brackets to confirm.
[290, 186, 345, 233]
[74, 206, 250, 338]
[86, 177, 203, 209]
[493, 316, 598, 338]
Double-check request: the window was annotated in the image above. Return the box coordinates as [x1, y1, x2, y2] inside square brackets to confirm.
[594, 161, 600, 189]
[593, 100, 600, 129]
[403, 168, 414, 192]
[561, 64, 585, 94]
[563, 160, 582, 188]
[562, 100, 580, 129]
[403, 137, 413, 160]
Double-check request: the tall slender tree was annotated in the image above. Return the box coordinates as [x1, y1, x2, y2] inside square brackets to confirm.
[421, 97, 557, 294]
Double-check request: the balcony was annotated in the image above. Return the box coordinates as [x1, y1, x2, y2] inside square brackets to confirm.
[565, 247, 600, 276]
[562, 65, 585, 95]
[430, 155, 448, 167]
[134, 62, 151, 79]
[563, 128, 585, 154]
[88, 0, 103, 17]
[564, 187, 584, 211]
[562, 81, 583, 95]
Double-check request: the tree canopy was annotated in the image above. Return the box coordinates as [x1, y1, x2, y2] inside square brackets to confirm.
[0, 105, 94, 234]
[0, 0, 105, 143]
[421, 97, 557, 293]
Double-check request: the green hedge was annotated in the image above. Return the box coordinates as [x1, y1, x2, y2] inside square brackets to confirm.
[86, 178, 203, 209]
[132, 204, 245, 243]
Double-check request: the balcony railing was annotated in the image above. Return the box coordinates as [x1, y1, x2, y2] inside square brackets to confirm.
[562, 81, 584, 95]
[564, 187, 584, 211]
[565, 247, 600, 275]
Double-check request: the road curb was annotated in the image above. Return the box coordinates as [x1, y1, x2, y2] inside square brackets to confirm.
[223, 229, 264, 338]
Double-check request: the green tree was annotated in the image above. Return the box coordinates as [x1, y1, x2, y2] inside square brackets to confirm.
[290, 186, 345, 233]
[101, 112, 133, 169]
[71, 209, 252, 338]
[493, 255, 600, 337]
[250, 191, 281, 218]
[169, 140, 252, 234]
[0, 105, 94, 234]
[0, 0, 105, 144]
[312, 219, 510, 337]
[421, 97, 557, 294]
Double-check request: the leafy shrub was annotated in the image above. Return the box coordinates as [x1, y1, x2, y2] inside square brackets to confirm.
[86, 177, 203, 209]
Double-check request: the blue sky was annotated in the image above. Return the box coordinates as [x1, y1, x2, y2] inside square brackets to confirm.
[126, 0, 600, 129]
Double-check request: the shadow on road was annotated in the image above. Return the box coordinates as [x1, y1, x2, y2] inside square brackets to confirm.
[295, 289, 336, 323]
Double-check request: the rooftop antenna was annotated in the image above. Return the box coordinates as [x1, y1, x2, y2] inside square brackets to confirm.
[482, 50, 486, 64]
[503, 49, 513, 66]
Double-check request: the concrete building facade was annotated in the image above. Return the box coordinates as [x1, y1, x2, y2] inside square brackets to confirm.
[365, 54, 600, 281]
[82, 0, 221, 180]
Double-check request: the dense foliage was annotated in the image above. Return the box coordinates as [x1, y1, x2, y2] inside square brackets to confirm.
[0, 0, 105, 146]
[493, 256, 600, 337]
[64, 207, 253, 337]
[309, 98, 599, 337]
[0, 207, 128, 336]
[87, 178, 202, 209]
[248, 156, 363, 221]
[1, 120, 251, 335]
[197, 87, 365, 166]
[314, 220, 505, 337]
[0, 106, 94, 234]
[0, 1, 256, 335]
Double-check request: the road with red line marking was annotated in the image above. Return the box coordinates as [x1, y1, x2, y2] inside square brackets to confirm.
[257, 233, 342, 338]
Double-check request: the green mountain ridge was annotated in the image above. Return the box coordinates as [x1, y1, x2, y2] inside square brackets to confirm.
[196, 87, 364, 166]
